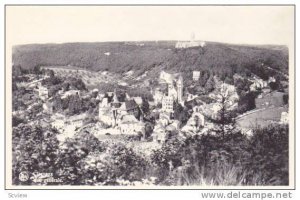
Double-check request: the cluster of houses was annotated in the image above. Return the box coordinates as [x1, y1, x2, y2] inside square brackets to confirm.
[98, 89, 145, 136]
[96, 71, 186, 142]
[95, 70, 243, 142]
[149, 71, 240, 142]
[18, 65, 289, 144]
[249, 75, 276, 91]
[151, 74, 184, 142]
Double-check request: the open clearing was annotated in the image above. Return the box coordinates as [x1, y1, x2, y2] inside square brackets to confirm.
[236, 106, 288, 129]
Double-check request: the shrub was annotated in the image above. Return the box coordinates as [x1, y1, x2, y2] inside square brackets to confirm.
[283, 94, 289, 105]
[77, 143, 148, 185]
[12, 124, 60, 185]
[243, 124, 289, 185]
[150, 124, 289, 186]
[54, 130, 105, 185]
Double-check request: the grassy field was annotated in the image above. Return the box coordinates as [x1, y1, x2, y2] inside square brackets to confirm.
[255, 91, 285, 109]
[43, 65, 152, 91]
[45, 66, 124, 88]
[236, 106, 288, 129]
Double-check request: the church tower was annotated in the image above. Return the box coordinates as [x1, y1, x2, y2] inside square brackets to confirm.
[177, 75, 183, 104]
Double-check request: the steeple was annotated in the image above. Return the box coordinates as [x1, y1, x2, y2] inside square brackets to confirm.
[113, 88, 119, 103]
[177, 75, 183, 104]
[111, 88, 121, 109]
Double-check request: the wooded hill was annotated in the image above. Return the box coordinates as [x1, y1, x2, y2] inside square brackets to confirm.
[12, 41, 289, 80]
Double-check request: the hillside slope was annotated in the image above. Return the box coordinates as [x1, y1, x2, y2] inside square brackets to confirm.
[12, 41, 289, 79]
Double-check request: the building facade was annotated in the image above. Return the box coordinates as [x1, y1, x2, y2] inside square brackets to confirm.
[162, 95, 174, 113]
[192, 71, 201, 81]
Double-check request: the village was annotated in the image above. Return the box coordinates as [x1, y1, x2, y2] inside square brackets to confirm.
[8, 4, 293, 188]
[12, 65, 289, 150]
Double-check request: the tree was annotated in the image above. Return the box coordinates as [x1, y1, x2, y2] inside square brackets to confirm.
[144, 122, 154, 139]
[269, 82, 279, 91]
[12, 82, 18, 92]
[12, 115, 25, 127]
[283, 94, 289, 105]
[188, 85, 206, 95]
[42, 76, 62, 87]
[12, 124, 60, 185]
[48, 85, 61, 97]
[199, 71, 210, 87]
[47, 69, 55, 78]
[210, 90, 238, 140]
[173, 101, 191, 127]
[224, 76, 234, 85]
[12, 65, 23, 77]
[245, 124, 289, 185]
[205, 76, 215, 93]
[53, 96, 63, 111]
[62, 77, 87, 91]
[234, 77, 251, 95]
[141, 98, 150, 115]
[68, 93, 82, 115]
[237, 91, 257, 113]
[62, 82, 70, 91]
[194, 115, 201, 129]
[33, 65, 42, 75]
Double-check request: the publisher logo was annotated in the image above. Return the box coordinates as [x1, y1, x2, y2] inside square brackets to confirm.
[18, 171, 29, 182]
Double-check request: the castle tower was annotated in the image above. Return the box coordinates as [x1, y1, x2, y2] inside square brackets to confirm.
[177, 76, 183, 104]
[191, 32, 195, 41]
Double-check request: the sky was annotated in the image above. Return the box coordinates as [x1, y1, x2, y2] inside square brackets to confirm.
[6, 6, 294, 46]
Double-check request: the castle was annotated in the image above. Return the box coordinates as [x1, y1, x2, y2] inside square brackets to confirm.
[175, 33, 206, 49]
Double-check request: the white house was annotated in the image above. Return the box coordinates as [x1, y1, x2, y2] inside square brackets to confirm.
[152, 123, 167, 143]
[160, 71, 174, 84]
[268, 77, 276, 83]
[153, 89, 163, 105]
[61, 90, 80, 99]
[280, 112, 289, 124]
[119, 114, 145, 135]
[158, 113, 171, 126]
[37, 83, 48, 101]
[68, 113, 86, 128]
[51, 113, 66, 130]
[192, 71, 201, 81]
[249, 77, 268, 91]
[42, 101, 54, 113]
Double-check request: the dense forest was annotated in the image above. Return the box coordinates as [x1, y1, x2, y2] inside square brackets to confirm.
[12, 41, 289, 80]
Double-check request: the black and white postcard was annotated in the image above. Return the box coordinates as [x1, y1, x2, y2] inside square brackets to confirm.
[5, 5, 295, 189]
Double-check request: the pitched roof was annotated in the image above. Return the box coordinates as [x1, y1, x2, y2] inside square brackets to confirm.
[125, 100, 138, 110]
[132, 97, 143, 106]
